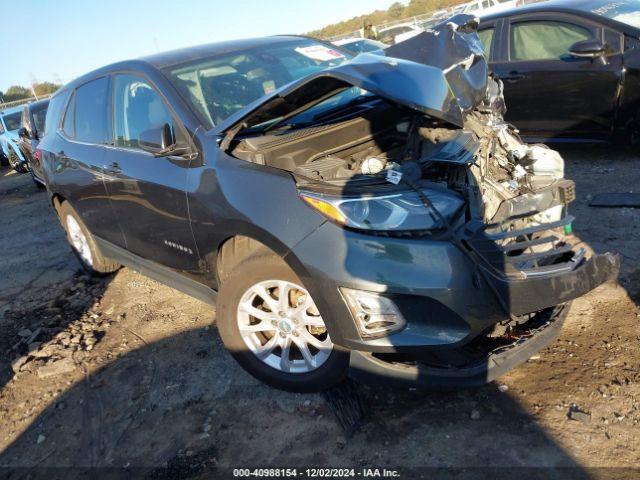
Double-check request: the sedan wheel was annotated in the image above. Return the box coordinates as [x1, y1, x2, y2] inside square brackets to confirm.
[237, 279, 332, 373]
[217, 252, 348, 392]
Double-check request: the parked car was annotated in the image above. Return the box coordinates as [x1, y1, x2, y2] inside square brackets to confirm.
[377, 23, 423, 45]
[478, 0, 640, 142]
[332, 38, 388, 55]
[39, 23, 618, 392]
[0, 105, 29, 172]
[18, 99, 49, 187]
[456, 0, 523, 16]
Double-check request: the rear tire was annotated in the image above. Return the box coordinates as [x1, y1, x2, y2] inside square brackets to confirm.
[216, 252, 348, 392]
[58, 201, 120, 276]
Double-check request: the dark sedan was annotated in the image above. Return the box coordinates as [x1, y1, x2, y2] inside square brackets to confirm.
[19, 98, 49, 188]
[479, 0, 640, 142]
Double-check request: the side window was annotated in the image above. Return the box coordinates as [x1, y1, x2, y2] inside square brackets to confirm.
[112, 74, 175, 149]
[62, 93, 76, 138]
[44, 91, 68, 136]
[625, 34, 640, 51]
[478, 28, 495, 58]
[604, 29, 622, 54]
[510, 21, 592, 61]
[74, 76, 110, 144]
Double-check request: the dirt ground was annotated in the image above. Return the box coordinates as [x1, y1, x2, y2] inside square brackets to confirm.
[0, 145, 638, 477]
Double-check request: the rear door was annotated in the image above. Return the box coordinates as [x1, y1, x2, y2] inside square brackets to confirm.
[56, 76, 125, 247]
[490, 12, 622, 139]
[103, 72, 199, 272]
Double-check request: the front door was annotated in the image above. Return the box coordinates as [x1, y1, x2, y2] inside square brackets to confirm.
[103, 73, 199, 273]
[491, 14, 622, 139]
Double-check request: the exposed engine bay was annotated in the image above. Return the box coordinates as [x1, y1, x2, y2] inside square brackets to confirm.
[223, 14, 589, 314]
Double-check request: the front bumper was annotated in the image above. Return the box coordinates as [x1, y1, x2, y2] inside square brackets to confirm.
[349, 303, 569, 389]
[481, 251, 620, 316]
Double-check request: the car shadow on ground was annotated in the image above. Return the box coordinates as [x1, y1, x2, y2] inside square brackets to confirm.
[0, 323, 590, 478]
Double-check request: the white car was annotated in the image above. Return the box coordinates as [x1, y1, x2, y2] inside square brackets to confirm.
[455, 0, 523, 16]
[377, 24, 423, 45]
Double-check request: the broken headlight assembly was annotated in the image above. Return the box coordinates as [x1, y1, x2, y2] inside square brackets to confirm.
[300, 187, 464, 232]
[340, 288, 406, 338]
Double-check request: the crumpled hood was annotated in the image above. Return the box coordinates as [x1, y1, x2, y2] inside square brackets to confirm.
[215, 14, 487, 139]
[386, 14, 488, 112]
[216, 54, 465, 138]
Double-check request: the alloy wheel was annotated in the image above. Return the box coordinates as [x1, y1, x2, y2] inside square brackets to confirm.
[236, 280, 333, 373]
[66, 215, 93, 267]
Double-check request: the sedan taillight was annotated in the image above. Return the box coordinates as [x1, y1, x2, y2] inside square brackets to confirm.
[35, 148, 42, 165]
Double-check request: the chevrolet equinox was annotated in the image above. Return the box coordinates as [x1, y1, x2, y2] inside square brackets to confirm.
[38, 17, 619, 392]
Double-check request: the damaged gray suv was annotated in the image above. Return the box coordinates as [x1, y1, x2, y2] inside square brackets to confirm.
[39, 15, 619, 392]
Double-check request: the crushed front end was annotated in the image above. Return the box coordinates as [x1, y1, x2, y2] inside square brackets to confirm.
[221, 16, 620, 387]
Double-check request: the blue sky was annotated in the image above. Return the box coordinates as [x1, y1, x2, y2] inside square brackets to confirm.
[1, 0, 396, 92]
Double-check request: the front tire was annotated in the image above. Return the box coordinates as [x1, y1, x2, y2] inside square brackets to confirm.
[216, 252, 348, 392]
[7, 148, 27, 173]
[58, 201, 120, 276]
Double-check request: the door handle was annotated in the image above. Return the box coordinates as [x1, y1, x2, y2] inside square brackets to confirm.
[502, 72, 525, 83]
[104, 162, 121, 174]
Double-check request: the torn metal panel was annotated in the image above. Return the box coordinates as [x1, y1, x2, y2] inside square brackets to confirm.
[215, 53, 465, 140]
[386, 14, 488, 113]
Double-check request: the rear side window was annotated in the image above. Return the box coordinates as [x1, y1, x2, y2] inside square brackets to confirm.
[62, 94, 76, 138]
[74, 76, 110, 144]
[44, 91, 69, 135]
[510, 21, 592, 61]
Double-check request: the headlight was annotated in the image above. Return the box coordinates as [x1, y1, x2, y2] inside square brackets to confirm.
[300, 187, 464, 231]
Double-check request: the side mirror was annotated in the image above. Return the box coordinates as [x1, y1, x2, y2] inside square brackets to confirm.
[138, 124, 174, 155]
[569, 39, 606, 59]
[18, 127, 30, 139]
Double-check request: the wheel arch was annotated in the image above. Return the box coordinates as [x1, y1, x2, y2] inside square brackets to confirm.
[211, 226, 314, 291]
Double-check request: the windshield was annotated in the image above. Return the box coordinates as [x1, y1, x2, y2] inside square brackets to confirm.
[2, 111, 22, 131]
[164, 39, 351, 128]
[590, 0, 640, 29]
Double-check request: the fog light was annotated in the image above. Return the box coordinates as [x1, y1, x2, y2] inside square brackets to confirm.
[340, 288, 406, 339]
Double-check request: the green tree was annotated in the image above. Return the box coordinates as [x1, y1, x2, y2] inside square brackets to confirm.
[33, 81, 62, 97]
[3, 85, 31, 102]
[388, 2, 405, 19]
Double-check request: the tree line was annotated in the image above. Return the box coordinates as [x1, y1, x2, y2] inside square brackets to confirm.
[308, 0, 464, 38]
[0, 82, 62, 103]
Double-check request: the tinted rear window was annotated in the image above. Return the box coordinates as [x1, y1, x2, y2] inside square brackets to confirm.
[44, 92, 69, 135]
[74, 76, 110, 144]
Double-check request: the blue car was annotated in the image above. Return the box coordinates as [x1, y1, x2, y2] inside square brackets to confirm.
[0, 105, 29, 172]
